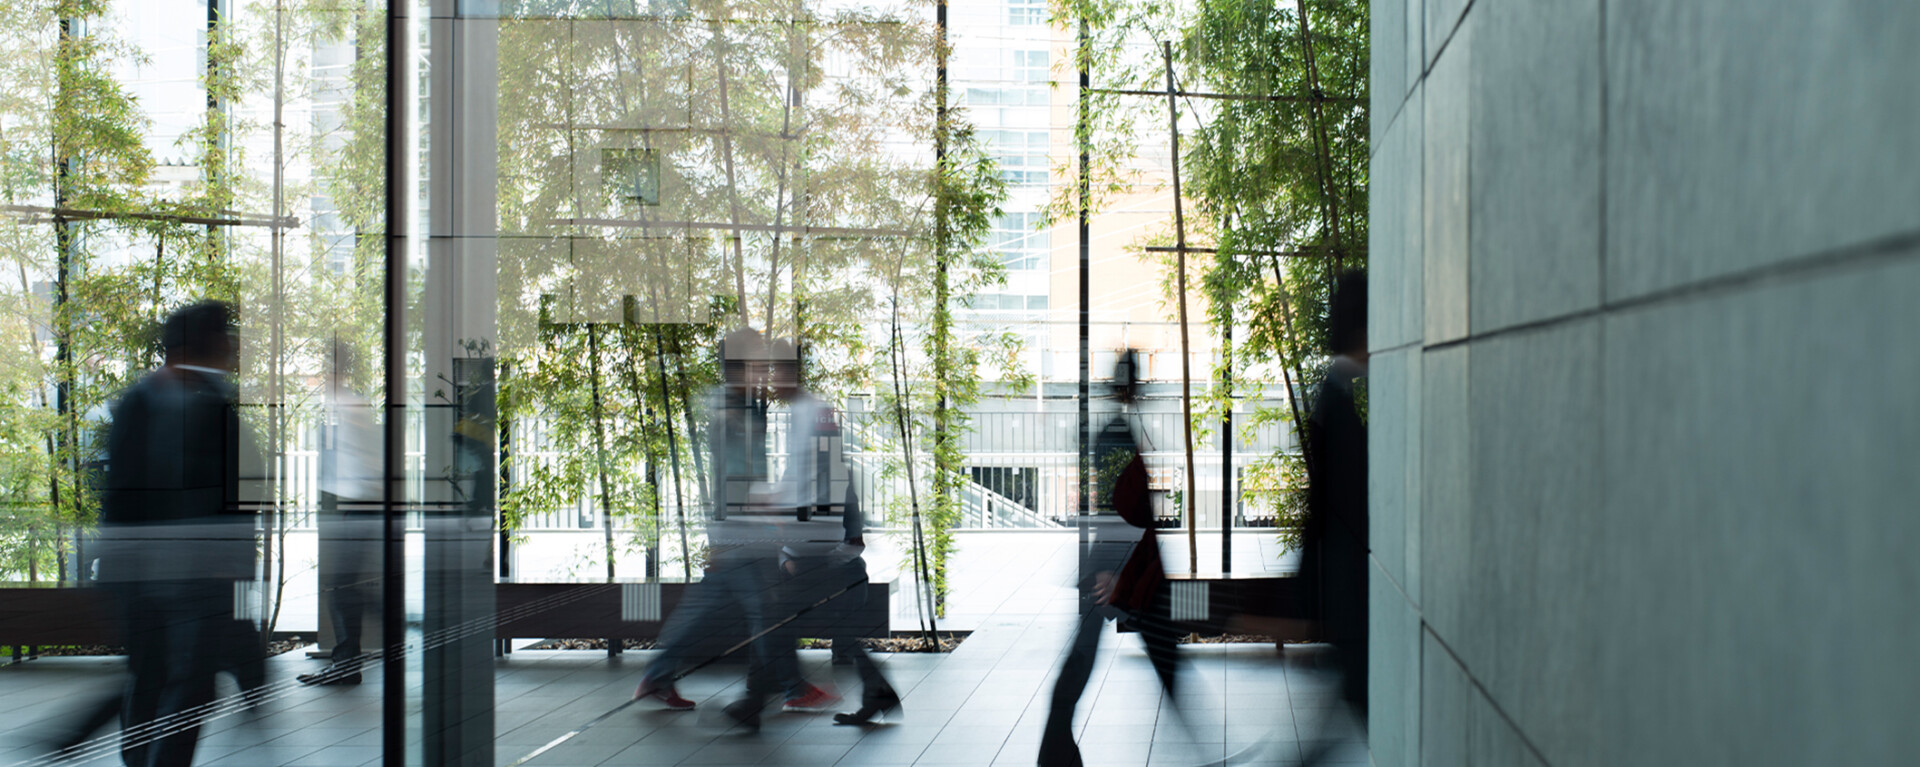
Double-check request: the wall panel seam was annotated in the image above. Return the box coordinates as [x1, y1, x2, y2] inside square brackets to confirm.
[1373, 87, 1417, 163]
[1418, 226, 1920, 353]
[1422, 0, 1476, 78]
[1371, 553, 1415, 607]
[1422, 624, 1557, 767]
[1597, 0, 1608, 307]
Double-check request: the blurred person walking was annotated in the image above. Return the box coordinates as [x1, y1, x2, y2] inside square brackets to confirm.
[758, 342, 897, 724]
[632, 330, 831, 725]
[1293, 271, 1370, 765]
[1039, 350, 1184, 767]
[820, 484, 901, 726]
[300, 339, 382, 686]
[96, 300, 263, 767]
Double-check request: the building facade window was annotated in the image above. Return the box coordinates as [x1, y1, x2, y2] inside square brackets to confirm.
[980, 130, 1049, 186]
[1013, 49, 1049, 84]
[966, 293, 1049, 311]
[1008, 0, 1045, 26]
[991, 212, 1049, 270]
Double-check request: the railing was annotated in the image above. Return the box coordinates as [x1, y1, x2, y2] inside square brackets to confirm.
[497, 395, 1296, 533]
[959, 481, 1058, 528]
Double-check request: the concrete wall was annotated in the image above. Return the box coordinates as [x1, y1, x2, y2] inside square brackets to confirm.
[1367, 2, 1920, 764]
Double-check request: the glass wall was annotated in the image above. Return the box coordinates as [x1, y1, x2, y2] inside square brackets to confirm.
[0, 0, 1337, 765]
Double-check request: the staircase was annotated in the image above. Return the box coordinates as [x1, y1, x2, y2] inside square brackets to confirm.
[958, 481, 1060, 529]
[840, 419, 1063, 530]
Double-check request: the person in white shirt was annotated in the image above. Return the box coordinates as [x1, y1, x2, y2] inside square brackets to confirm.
[761, 343, 899, 725]
[634, 330, 835, 723]
[301, 340, 382, 686]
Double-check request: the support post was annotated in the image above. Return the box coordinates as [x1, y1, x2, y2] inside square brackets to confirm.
[1222, 319, 1232, 572]
[1076, 10, 1093, 591]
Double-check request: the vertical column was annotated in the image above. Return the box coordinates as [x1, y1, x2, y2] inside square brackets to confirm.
[421, 2, 499, 764]
[380, 0, 416, 763]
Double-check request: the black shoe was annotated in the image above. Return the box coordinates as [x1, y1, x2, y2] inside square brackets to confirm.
[297, 669, 362, 686]
[832, 693, 901, 726]
[1038, 728, 1084, 767]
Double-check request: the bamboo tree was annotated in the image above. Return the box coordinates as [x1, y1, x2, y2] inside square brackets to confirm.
[7, 0, 155, 583]
[1039, 0, 1369, 549]
[1180, 0, 1368, 541]
[1160, 41, 1200, 572]
[490, 3, 1009, 601]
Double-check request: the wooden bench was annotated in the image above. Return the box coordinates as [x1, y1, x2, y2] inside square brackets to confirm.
[494, 574, 895, 662]
[0, 582, 120, 652]
[0, 577, 893, 661]
[1116, 572, 1322, 649]
[493, 579, 891, 644]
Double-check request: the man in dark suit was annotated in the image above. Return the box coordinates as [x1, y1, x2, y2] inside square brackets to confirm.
[97, 300, 261, 767]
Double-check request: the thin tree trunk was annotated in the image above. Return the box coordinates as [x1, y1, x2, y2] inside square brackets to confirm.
[615, 326, 662, 579]
[1267, 258, 1317, 481]
[887, 294, 940, 644]
[1293, 0, 1344, 261]
[928, 0, 955, 613]
[52, 16, 78, 591]
[710, 27, 749, 315]
[668, 328, 703, 582]
[587, 326, 617, 582]
[1163, 43, 1198, 573]
[646, 321, 693, 582]
[762, 6, 808, 335]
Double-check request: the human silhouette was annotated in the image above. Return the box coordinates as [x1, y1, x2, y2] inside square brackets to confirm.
[633, 330, 832, 725]
[1039, 349, 1183, 767]
[759, 342, 897, 725]
[96, 300, 263, 767]
[1296, 271, 1370, 765]
[301, 339, 381, 686]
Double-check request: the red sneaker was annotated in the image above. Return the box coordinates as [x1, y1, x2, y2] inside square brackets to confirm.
[782, 683, 842, 712]
[634, 679, 696, 710]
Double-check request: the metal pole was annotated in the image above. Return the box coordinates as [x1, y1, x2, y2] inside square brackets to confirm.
[1222, 320, 1232, 573]
[1076, 12, 1092, 586]
[381, 0, 410, 761]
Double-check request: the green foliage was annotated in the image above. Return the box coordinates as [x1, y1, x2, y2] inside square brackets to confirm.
[809, 95, 1018, 618]
[1182, 0, 1368, 543]
[1040, 0, 1180, 229]
[0, 0, 158, 581]
[496, 310, 726, 578]
[0, 0, 390, 596]
[921, 110, 1012, 615]
[1045, 0, 1369, 549]
[488, 3, 1015, 600]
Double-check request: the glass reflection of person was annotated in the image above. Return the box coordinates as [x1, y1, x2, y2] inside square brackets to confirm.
[97, 301, 261, 767]
[301, 340, 381, 686]
[635, 330, 833, 724]
[760, 341, 889, 722]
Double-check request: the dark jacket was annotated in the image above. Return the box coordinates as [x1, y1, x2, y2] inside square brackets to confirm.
[97, 367, 259, 584]
[1301, 356, 1369, 648]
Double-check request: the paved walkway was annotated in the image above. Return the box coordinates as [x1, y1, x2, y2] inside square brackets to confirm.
[0, 532, 1365, 766]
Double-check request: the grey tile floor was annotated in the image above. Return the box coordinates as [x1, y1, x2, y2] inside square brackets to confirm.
[0, 533, 1365, 766]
